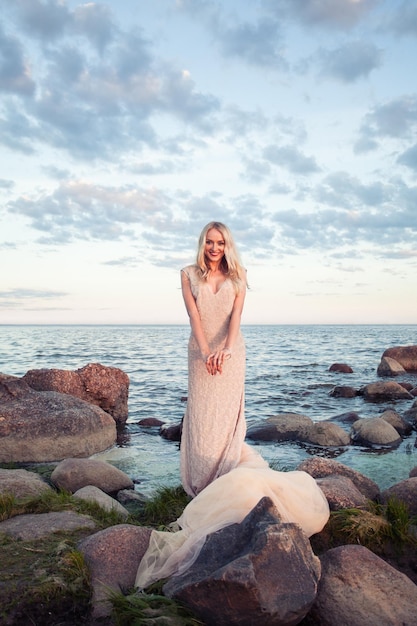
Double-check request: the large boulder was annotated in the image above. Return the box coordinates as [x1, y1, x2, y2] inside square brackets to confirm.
[359, 381, 413, 402]
[306, 422, 350, 447]
[305, 545, 417, 626]
[163, 497, 321, 626]
[0, 468, 53, 499]
[0, 511, 96, 540]
[381, 477, 417, 516]
[246, 413, 313, 442]
[79, 525, 152, 620]
[0, 377, 116, 463]
[72, 485, 129, 518]
[297, 457, 380, 501]
[22, 362, 129, 425]
[316, 475, 368, 511]
[51, 457, 134, 494]
[377, 356, 407, 377]
[380, 409, 413, 436]
[350, 417, 402, 448]
[381, 345, 417, 372]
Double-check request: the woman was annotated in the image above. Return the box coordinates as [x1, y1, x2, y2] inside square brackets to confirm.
[180, 221, 248, 497]
[135, 222, 329, 590]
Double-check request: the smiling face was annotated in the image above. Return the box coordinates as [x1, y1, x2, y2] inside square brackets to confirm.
[205, 228, 225, 265]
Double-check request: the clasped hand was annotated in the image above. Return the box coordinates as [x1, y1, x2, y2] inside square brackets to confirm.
[205, 348, 232, 375]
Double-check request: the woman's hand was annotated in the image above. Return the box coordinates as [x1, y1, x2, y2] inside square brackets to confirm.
[205, 348, 232, 375]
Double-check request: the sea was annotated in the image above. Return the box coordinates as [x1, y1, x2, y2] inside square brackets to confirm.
[1, 324, 417, 495]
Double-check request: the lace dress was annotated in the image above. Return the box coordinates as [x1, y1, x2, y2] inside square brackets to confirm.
[180, 264, 246, 497]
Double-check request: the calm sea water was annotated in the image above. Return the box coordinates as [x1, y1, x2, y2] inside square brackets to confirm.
[1, 324, 416, 494]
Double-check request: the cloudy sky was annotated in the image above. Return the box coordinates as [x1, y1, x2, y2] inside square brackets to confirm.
[1, 0, 416, 325]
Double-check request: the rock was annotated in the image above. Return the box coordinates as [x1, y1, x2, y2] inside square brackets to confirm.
[404, 400, 417, 425]
[0, 377, 116, 463]
[138, 417, 164, 427]
[247, 413, 313, 442]
[0, 511, 96, 540]
[377, 356, 407, 377]
[329, 385, 357, 398]
[305, 545, 417, 626]
[316, 475, 368, 510]
[329, 411, 361, 424]
[306, 422, 350, 447]
[116, 489, 148, 506]
[359, 381, 413, 402]
[329, 363, 353, 373]
[297, 457, 380, 500]
[0, 468, 53, 499]
[351, 417, 402, 448]
[23, 362, 129, 425]
[160, 422, 182, 441]
[410, 466, 417, 478]
[381, 477, 417, 516]
[73, 485, 130, 518]
[79, 524, 152, 620]
[51, 458, 133, 494]
[381, 345, 417, 372]
[380, 409, 413, 436]
[163, 497, 321, 626]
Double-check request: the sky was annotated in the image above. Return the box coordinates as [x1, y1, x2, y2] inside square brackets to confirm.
[0, 0, 416, 325]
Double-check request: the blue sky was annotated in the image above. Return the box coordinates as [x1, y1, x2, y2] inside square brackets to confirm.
[0, 0, 416, 324]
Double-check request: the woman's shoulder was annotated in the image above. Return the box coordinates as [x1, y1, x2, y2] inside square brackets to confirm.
[181, 264, 200, 278]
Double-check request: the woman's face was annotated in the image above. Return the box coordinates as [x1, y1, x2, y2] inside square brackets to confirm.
[205, 228, 225, 264]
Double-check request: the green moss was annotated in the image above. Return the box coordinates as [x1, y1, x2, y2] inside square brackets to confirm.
[109, 589, 204, 626]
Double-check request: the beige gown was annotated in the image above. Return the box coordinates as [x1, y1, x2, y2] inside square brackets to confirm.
[135, 266, 330, 590]
[180, 264, 246, 497]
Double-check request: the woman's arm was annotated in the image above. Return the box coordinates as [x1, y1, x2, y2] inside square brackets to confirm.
[211, 285, 246, 373]
[181, 270, 217, 374]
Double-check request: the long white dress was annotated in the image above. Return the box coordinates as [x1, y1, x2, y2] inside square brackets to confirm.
[135, 267, 330, 590]
[180, 264, 246, 497]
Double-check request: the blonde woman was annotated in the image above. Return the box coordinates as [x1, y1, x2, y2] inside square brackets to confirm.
[180, 221, 248, 497]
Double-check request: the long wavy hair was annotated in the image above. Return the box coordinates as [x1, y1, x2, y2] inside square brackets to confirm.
[195, 221, 247, 292]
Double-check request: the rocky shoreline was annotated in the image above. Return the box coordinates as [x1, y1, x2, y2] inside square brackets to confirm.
[1, 345, 417, 624]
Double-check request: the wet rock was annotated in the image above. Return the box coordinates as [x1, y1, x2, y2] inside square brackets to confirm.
[359, 381, 413, 402]
[380, 409, 413, 436]
[377, 356, 407, 377]
[138, 417, 164, 427]
[381, 345, 417, 372]
[381, 477, 417, 516]
[404, 400, 417, 425]
[0, 511, 96, 540]
[329, 411, 361, 424]
[329, 385, 357, 398]
[0, 468, 53, 499]
[316, 475, 368, 510]
[306, 544, 417, 626]
[51, 457, 133, 494]
[164, 497, 321, 626]
[73, 485, 129, 518]
[23, 362, 129, 425]
[351, 417, 402, 448]
[0, 377, 116, 463]
[297, 457, 380, 501]
[329, 363, 353, 373]
[247, 413, 313, 443]
[79, 524, 152, 620]
[306, 422, 350, 447]
[160, 422, 182, 441]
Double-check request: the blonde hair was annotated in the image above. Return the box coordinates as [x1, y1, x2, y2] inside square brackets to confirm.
[195, 221, 247, 292]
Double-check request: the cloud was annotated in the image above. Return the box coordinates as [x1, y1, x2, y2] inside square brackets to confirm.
[397, 143, 417, 171]
[0, 24, 35, 95]
[262, 0, 378, 30]
[316, 40, 383, 82]
[355, 95, 417, 152]
[0, 287, 68, 309]
[214, 17, 288, 69]
[263, 144, 321, 175]
[384, 0, 417, 38]
[12, 0, 71, 41]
